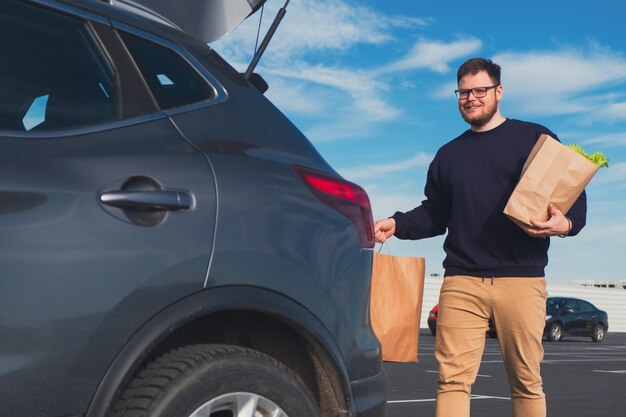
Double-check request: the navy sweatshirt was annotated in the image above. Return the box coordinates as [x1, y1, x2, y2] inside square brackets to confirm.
[392, 119, 587, 278]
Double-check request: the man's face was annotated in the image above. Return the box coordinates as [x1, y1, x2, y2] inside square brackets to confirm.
[457, 70, 501, 128]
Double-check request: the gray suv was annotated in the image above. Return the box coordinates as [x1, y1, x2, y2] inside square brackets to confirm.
[0, 1, 385, 416]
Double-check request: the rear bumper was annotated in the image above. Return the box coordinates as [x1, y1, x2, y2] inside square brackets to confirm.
[351, 370, 387, 417]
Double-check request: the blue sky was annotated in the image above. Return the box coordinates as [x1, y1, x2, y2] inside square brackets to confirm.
[212, 0, 626, 284]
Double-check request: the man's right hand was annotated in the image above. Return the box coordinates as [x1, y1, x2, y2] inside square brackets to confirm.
[374, 218, 396, 243]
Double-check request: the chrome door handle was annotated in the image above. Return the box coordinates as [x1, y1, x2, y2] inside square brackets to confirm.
[100, 190, 192, 211]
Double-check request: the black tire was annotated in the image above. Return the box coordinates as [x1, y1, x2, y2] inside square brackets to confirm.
[109, 344, 321, 417]
[547, 323, 563, 342]
[592, 324, 606, 343]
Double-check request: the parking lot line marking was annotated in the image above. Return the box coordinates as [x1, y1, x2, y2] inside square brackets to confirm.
[471, 395, 511, 400]
[388, 398, 436, 404]
[446, 354, 626, 365]
[541, 358, 626, 364]
[592, 370, 626, 374]
[388, 394, 510, 404]
[426, 370, 491, 377]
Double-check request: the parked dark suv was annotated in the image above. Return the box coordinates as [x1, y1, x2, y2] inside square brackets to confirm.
[0, 1, 385, 416]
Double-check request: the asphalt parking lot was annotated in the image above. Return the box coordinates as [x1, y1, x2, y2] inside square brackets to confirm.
[385, 330, 626, 417]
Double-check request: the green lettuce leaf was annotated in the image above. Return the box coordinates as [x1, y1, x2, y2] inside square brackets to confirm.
[566, 144, 609, 168]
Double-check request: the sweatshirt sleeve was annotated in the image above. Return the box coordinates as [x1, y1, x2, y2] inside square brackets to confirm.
[392, 154, 450, 240]
[565, 189, 587, 236]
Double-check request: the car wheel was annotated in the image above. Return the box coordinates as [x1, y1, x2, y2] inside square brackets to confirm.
[592, 324, 606, 343]
[547, 323, 562, 342]
[110, 344, 321, 417]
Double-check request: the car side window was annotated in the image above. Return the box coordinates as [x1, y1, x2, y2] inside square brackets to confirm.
[0, 0, 120, 133]
[546, 299, 558, 313]
[119, 32, 215, 110]
[564, 300, 579, 313]
[578, 300, 594, 312]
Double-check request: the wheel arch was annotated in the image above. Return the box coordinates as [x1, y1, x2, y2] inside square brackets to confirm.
[85, 286, 352, 417]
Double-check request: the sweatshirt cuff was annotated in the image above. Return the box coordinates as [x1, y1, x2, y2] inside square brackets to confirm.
[391, 212, 405, 237]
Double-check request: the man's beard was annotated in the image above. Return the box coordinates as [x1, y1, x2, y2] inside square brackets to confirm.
[460, 101, 498, 128]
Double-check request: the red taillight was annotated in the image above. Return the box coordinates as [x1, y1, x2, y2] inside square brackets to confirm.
[429, 305, 438, 320]
[293, 165, 375, 248]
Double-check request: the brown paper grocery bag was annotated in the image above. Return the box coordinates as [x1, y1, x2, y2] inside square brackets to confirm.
[370, 252, 425, 362]
[504, 134, 599, 227]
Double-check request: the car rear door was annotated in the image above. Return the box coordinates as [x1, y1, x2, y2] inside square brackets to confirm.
[0, 2, 216, 415]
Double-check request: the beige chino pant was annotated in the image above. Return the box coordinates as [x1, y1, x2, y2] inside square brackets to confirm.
[435, 275, 548, 417]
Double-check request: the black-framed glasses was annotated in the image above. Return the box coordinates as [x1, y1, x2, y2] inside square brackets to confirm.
[455, 84, 500, 100]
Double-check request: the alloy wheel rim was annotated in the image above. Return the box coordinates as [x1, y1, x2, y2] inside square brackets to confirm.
[596, 327, 604, 340]
[189, 392, 288, 417]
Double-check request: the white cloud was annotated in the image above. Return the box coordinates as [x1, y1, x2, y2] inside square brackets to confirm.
[434, 81, 458, 99]
[339, 151, 432, 181]
[429, 42, 626, 121]
[602, 102, 626, 121]
[210, 1, 458, 137]
[383, 37, 482, 74]
[260, 33, 484, 127]
[591, 161, 626, 185]
[215, 3, 626, 147]
[497, 50, 626, 95]
[214, 0, 428, 65]
[370, 192, 423, 220]
[583, 131, 626, 147]
[564, 220, 626, 246]
[264, 78, 326, 114]
[362, 185, 425, 219]
[494, 46, 626, 116]
[304, 116, 380, 143]
[269, 63, 400, 121]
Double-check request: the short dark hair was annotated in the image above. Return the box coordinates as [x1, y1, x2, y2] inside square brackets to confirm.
[457, 57, 501, 85]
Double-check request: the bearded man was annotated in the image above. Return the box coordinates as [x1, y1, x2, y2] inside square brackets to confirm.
[374, 57, 587, 417]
